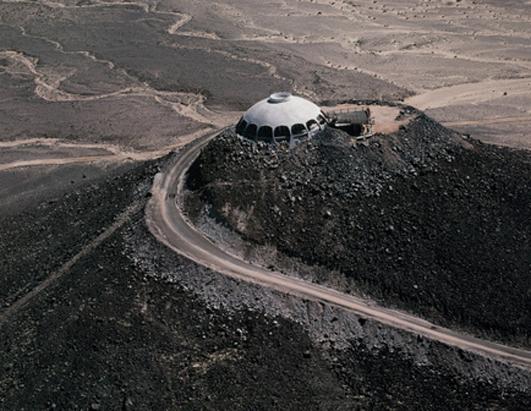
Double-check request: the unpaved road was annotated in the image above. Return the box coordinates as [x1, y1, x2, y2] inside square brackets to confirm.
[145, 131, 531, 371]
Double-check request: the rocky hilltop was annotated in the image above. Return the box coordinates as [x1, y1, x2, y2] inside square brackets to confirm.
[185, 104, 531, 346]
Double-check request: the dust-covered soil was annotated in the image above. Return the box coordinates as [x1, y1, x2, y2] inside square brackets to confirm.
[185, 105, 531, 347]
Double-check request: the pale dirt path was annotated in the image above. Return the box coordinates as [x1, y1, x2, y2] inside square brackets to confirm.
[0, 1, 236, 126]
[443, 115, 531, 127]
[0, 155, 119, 172]
[145, 131, 531, 371]
[0, 50, 218, 125]
[0, 128, 223, 172]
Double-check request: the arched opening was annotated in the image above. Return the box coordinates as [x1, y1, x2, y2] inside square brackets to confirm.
[257, 126, 273, 143]
[236, 118, 248, 135]
[291, 123, 307, 137]
[274, 125, 290, 143]
[244, 123, 257, 139]
[306, 119, 320, 132]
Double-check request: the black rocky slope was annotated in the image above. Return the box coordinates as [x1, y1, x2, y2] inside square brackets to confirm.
[186, 109, 531, 346]
[0, 161, 153, 309]
[1, 158, 530, 409]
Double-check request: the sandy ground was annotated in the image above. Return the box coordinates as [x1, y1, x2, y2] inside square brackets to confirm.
[0, 0, 528, 154]
[323, 103, 412, 134]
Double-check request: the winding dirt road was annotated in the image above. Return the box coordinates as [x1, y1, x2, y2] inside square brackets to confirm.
[145, 131, 531, 371]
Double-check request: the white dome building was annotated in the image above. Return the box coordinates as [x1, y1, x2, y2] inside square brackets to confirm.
[235, 92, 328, 145]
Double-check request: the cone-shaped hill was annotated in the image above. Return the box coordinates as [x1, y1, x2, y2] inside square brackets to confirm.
[185, 103, 531, 346]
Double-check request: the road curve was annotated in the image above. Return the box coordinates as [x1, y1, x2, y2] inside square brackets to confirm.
[145, 131, 531, 370]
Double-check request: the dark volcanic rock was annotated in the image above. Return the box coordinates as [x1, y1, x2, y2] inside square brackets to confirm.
[0, 154, 529, 409]
[185, 105, 531, 346]
[0, 161, 156, 309]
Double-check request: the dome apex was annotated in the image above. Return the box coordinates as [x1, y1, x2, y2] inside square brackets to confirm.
[268, 92, 292, 103]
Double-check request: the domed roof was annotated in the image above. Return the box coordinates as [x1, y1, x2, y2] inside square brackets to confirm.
[236, 92, 327, 145]
[243, 92, 321, 128]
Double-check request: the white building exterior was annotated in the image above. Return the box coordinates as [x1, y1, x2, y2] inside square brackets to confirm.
[235, 92, 328, 145]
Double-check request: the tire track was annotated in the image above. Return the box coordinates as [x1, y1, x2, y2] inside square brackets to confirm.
[0, 200, 143, 328]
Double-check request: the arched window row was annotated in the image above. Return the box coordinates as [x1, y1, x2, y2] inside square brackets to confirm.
[236, 114, 327, 143]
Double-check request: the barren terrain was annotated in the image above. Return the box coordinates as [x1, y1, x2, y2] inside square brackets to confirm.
[1, 0, 530, 409]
